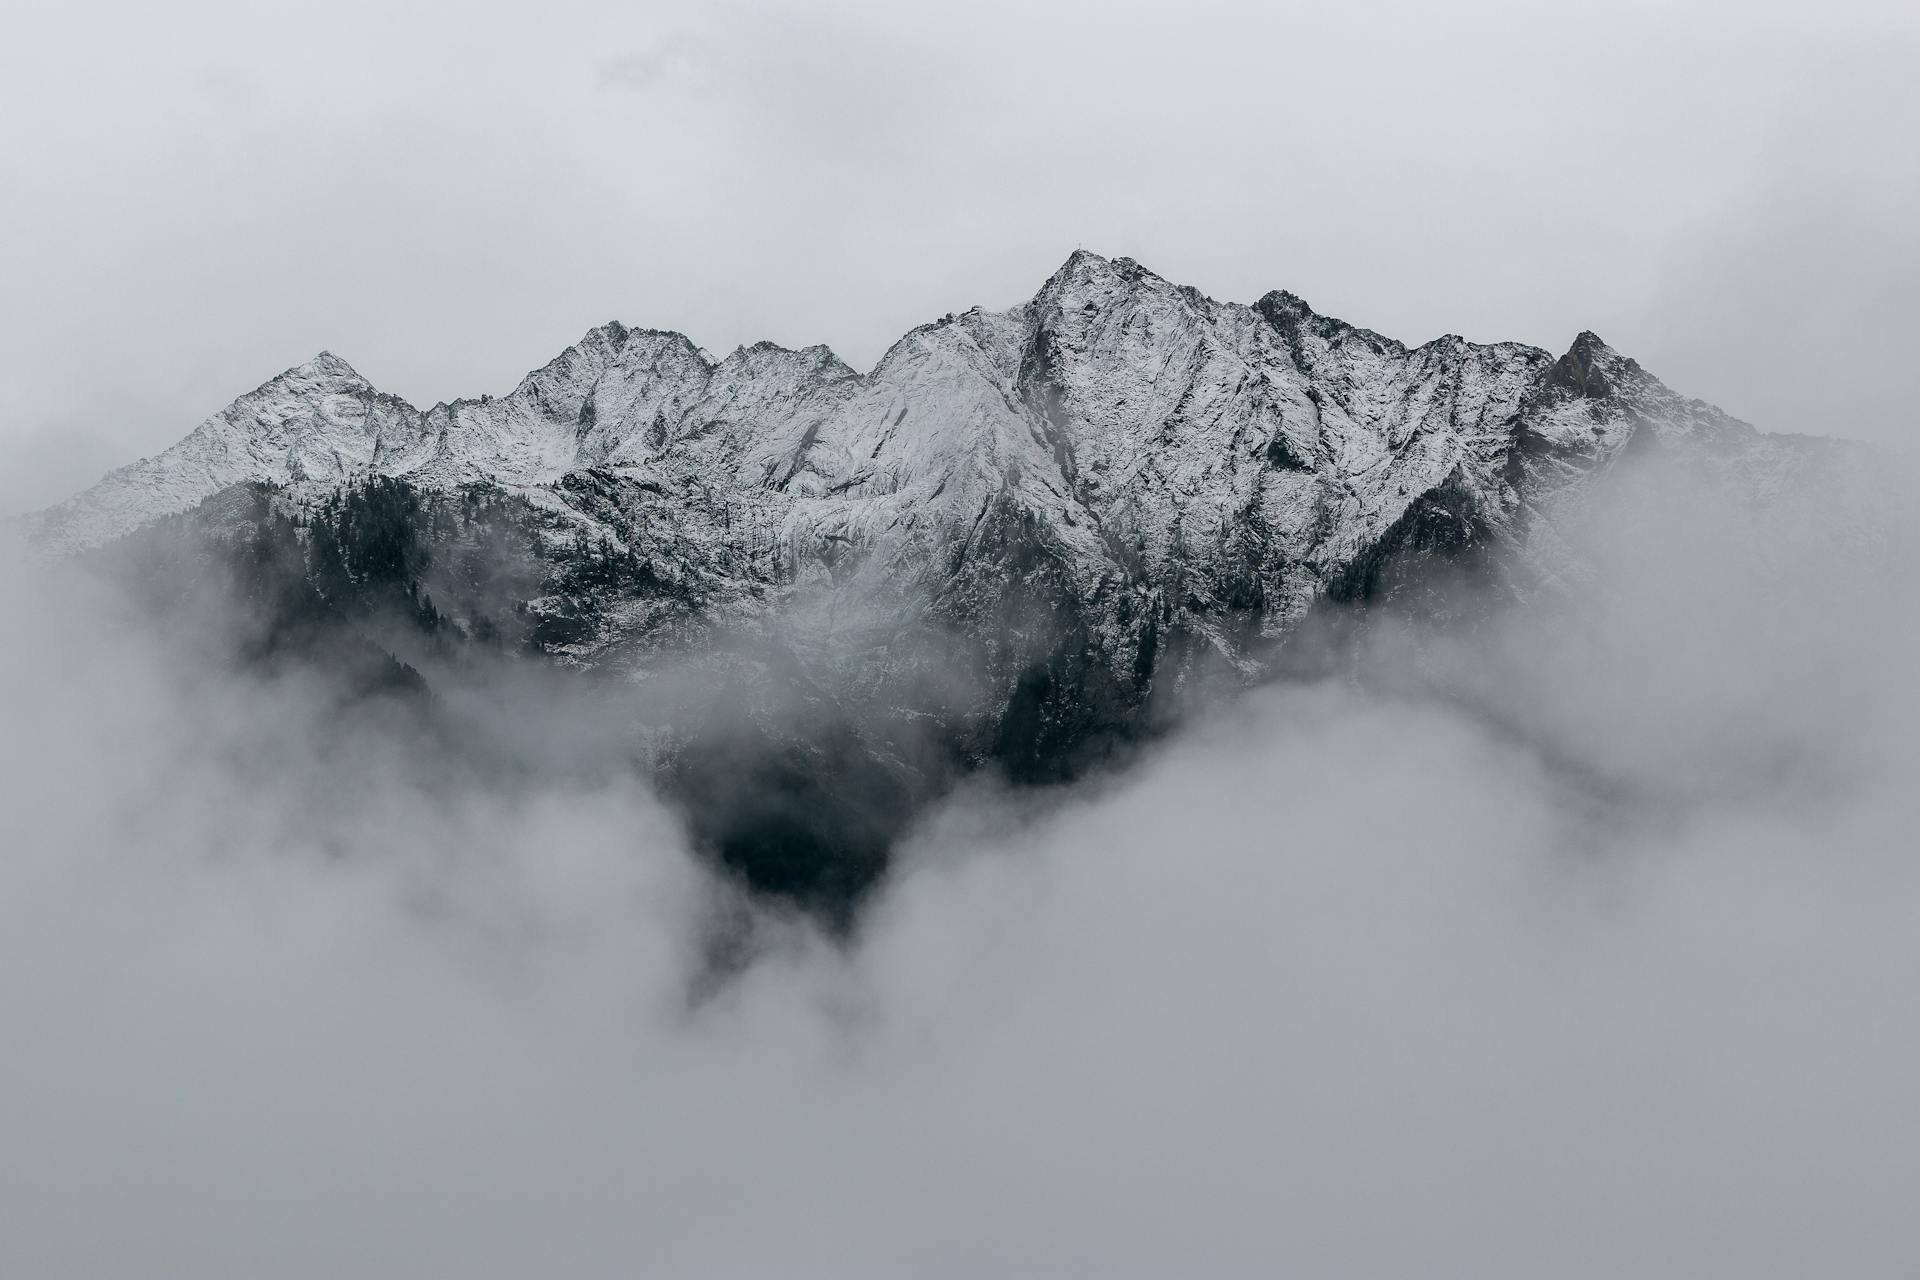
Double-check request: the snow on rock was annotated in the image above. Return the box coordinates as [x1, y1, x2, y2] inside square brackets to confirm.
[26, 251, 1881, 641]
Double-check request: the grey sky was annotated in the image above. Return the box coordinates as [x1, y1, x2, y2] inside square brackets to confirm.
[3, 0, 1917, 516]
[5, 8, 1918, 1271]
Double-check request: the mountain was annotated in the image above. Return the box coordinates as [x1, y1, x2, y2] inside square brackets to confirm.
[24, 251, 1890, 918]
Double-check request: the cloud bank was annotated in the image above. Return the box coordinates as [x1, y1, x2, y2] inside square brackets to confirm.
[0, 454, 1916, 1276]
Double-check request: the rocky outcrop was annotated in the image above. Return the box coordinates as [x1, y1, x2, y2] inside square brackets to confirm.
[28, 251, 1892, 915]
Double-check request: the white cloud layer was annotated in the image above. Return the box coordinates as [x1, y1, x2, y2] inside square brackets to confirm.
[0, 448, 1915, 1275]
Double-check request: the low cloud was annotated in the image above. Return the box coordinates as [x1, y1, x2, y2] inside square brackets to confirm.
[0, 451, 1915, 1276]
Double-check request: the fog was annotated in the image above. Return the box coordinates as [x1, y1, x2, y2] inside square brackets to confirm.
[0, 445, 1915, 1277]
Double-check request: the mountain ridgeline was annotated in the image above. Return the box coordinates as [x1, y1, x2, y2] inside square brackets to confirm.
[29, 252, 1887, 922]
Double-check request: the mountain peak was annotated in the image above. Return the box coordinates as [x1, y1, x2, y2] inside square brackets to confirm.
[1255, 288, 1317, 321]
[1033, 250, 1194, 325]
[1039, 247, 1116, 295]
[1568, 330, 1615, 358]
[286, 351, 365, 383]
[1057, 246, 1110, 272]
[1547, 331, 1626, 399]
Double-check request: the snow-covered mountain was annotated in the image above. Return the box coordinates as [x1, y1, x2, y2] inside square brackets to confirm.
[33, 248, 1882, 675]
[26, 252, 1845, 541]
[26, 251, 1891, 911]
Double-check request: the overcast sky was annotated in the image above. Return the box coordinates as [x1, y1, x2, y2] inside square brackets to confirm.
[3, 0, 1916, 515]
[4, 9, 1920, 1270]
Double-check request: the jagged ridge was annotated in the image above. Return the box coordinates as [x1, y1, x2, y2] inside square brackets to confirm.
[25, 251, 1890, 916]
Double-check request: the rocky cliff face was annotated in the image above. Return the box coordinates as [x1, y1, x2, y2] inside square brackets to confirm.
[27, 251, 1889, 917]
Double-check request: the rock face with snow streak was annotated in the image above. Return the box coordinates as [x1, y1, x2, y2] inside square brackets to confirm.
[25, 251, 1891, 908]
[32, 247, 1884, 680]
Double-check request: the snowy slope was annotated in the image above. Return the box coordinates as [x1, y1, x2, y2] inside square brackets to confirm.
[28, 250, 1875, 653]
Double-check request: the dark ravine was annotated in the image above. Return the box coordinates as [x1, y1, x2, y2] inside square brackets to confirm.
[34, 251, 1896, 921]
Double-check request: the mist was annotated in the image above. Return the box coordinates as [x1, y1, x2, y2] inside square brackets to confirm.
[0, 441, 1916, 1276]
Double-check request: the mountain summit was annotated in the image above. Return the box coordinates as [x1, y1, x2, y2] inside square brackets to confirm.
[24, 252, 1888, 914]
[19, 252, 1790, 556]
